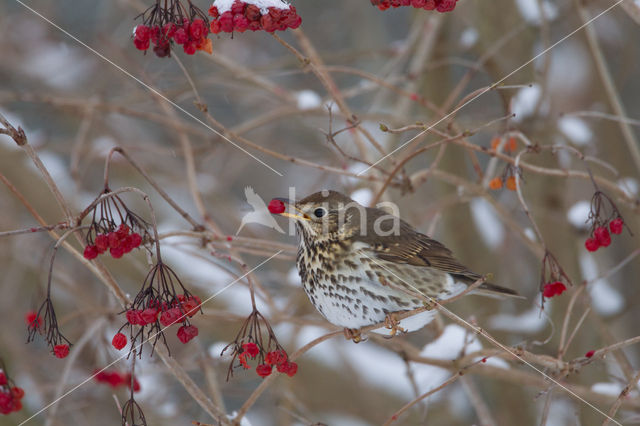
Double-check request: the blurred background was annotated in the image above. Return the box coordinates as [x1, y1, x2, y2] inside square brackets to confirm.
[1, 0, 640, 424]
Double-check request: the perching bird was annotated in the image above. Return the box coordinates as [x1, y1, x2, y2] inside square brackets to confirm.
[236, 186, 284, 235]
[270, 190, 520, 340]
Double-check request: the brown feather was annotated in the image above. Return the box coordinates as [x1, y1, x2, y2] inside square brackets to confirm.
[354, 206, 520, 298]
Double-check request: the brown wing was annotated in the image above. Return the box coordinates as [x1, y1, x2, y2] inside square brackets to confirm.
[356, 208, 520, 297]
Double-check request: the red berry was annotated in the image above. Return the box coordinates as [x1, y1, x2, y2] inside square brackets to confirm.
[288, 14, 301, 29]
[174, 27, 189, 44]
[268, 199, 286, 214]
[594, 226, 611, 247]
[112, 332, 127, 350]
[265, 349, 287, 366]
[83, 245, 98, 260]
[219, 11, 234, 32]
[181, 296, 201, 317]
[210, 20, 221, 34]
[378, 0, 391, 10]
[95, 234, 109, 252]
[542, 281, 566, 298]
[268, 7, 282, 20]
[119, 235, 132, 253]
[149, 25, 161, 44]
[177, 325, 198, 343]
[242, 342, 260, 358]
[208, 5, 219, 18]
[159, 307, 183, 327]
[162, 23, 176, 40]
[260, 14, 275, 32]
[126, 309, 143, 325]
[134, 25, 150, 42]
[133, 38, 149, 51]
[585, 237, 599, 252]
[54, 344, 69, 359]
[130, 232, 142, 248]
[423, 0, 436, 9]
[609, 218, 624, 235]
[107, 372, 125, 387]
[277, 361, 298, 377]
[245, 4, 261, 20]
[110, 245, 125, 259]
[411, 0, 426, 6]
[0, 372, 6, 385]
[231, 0, 245, 15]
[96, 370, 125, 387]
[116, 223, 130, 238]
[190, 19, 207, 40]
[108, 232, 120, 248]
[256, 363, 272, 377]
[183, 41, 197, 55]
[585, 350, 595, 358]
[233, 14, 249, 32]
[11, 387, 24, 399]
[436, 0, 457, 12]
[248, 20, 261, 31]
[25, 310, 41, 328]
[140, 307, 159, 325]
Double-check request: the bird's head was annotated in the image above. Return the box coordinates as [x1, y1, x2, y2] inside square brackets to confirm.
[270, 190, 367, 241]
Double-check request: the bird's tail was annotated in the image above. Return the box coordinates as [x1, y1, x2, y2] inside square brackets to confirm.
[474, 283, 525, 299]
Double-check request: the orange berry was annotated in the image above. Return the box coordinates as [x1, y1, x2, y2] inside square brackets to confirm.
[489, 177, 503, 190]
[490, 137, 500, 151]
[506, 176, 517, 191]
[491, 137, 517, 152]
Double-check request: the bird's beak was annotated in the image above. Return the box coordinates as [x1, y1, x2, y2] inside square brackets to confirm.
[271, 198, 310, 221]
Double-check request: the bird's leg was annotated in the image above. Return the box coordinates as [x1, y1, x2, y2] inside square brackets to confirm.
[343, 327, 365, 343]
[383, 312, 407, 338]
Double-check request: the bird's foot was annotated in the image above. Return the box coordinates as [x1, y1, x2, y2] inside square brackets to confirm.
[343, 327, 365, 343]
[383, 313, 407, 338]
[423, 298, 438, 311]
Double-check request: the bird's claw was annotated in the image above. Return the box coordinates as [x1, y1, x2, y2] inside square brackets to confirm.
[344, 328, 366, 343]
[383, 313, 407, 338]
[423, 298, 438, 311]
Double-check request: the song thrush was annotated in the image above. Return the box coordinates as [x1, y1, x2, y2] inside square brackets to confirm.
[271, 190, 519, 340]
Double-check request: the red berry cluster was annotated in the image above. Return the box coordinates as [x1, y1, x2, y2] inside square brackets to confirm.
[0, 367, 24, 415]
[208, 0, 301, 34]
[585, 218, 625, 252]
[94, 369, 141, 392]
[582, 189, 630, 252]
[84, 224, 142, 260]
[133, 0, 212, 57]
[223, 309, 297, 380]
[233, 343, 297, 378]
[134, 19, 212, 57]
[27, 295, 72, 359]
[542, 281, 566, 298]
[371, 0, 458, 13]
[116, 262, 202, 357]
[256, 349, 297, 378]
[538, 251, 572, 307]
[83, 189, 150, 261]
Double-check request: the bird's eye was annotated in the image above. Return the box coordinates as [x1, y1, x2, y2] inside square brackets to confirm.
[314, 208, 327, 218]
